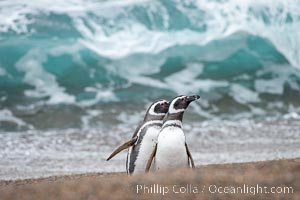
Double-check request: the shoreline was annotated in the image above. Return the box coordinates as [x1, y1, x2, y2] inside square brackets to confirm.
[1, 117, 299, 181]
[0, 158, 299, 199]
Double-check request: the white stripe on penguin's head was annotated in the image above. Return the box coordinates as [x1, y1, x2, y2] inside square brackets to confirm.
[168, 96, 186, 114]
[148, 100, 168, 116]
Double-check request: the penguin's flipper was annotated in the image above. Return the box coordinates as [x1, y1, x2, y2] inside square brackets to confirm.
[106, 137, 138, 161]
[145, 144, 157, 172]
[185, 143, 195, 168]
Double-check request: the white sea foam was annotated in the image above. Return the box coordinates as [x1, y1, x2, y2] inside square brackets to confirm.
[116, 111, 143, 127]
[255, 64, 300, 94]
[0, 109, 32, 128]
[165, 63, 229, 94]
[1, 0, 299, 68]
[81, 109, 102, 130]
[76, 0, 300, 68]
[78, 85, 118, 107]
[15, 49, 75, 104]
[230, 84, 260, 104]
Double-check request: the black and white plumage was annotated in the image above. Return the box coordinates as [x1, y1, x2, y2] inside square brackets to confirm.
[106, 99, 169, 174]
[146, 95, 200, 171]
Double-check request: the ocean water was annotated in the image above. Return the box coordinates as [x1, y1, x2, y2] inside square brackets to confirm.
[0, 0, 300, 180]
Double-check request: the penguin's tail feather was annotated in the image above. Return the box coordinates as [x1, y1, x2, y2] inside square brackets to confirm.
[106, 137, 138, 161]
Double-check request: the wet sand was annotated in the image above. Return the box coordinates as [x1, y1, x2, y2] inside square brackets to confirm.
[0, 158, 299, 200]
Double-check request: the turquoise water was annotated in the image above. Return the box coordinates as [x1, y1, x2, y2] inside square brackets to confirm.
[0, 0, 300, 180]
[1, 0, 300, 131]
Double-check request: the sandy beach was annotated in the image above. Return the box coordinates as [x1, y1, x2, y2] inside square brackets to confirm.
[0, 158, 298, 200]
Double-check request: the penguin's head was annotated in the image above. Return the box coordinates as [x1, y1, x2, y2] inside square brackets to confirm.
[168, 95, 200, 114]
[145, 99, 170, 120]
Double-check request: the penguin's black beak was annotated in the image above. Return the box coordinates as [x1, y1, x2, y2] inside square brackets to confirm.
[186, 95, 200, 102]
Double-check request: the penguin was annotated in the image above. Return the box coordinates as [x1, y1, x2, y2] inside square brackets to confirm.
[106, 99, 170, 174]
[145, 95, 200, 172]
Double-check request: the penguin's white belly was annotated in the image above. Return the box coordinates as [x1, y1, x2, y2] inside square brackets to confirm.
[155, 127, 188, 170]
[133, 127, 160, 173]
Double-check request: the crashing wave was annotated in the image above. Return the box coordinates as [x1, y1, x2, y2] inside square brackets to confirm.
[0, 0, 300, 130]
